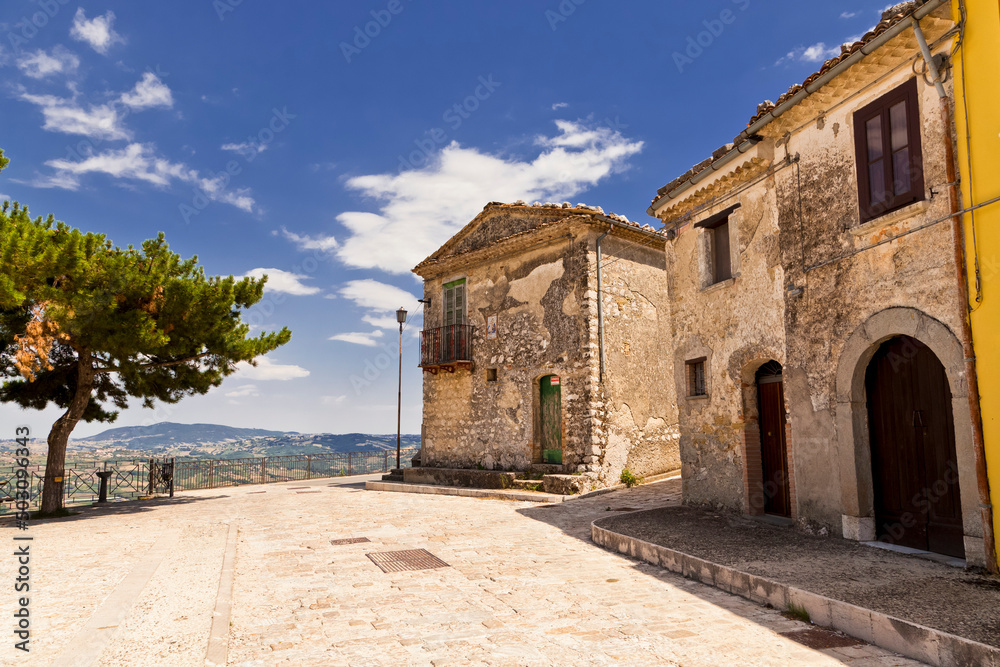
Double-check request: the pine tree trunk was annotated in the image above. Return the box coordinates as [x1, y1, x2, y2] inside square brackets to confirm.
[40, 352, 95, 514]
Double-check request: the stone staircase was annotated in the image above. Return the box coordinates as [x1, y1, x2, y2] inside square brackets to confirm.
[381, 468, 404, 482]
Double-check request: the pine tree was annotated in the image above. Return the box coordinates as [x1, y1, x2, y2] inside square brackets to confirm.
[0, 202, 291, 513]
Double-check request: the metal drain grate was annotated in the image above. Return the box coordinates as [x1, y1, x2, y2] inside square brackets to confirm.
[296, 490, 320, 494]
[780, 629, 862, 650]
[366, 549, 449, 573]
[330, 537, 371, 546]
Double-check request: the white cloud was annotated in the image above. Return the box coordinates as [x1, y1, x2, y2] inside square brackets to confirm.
[224, 384, 259, 398]
[234, 357, 310, 381]
[840, 11, 858, 19]
[19, 72, 172, 140]
[279, 227, 339, 252]
[17, 47, 80, 79]
[120, 72, 173, 109]
[313, 120, 642, 274]
[332, 280, 420, 339]
[70, 8, 125, 54]
[34, 143, 255, 212]
[775, 42, 842, 66]
[19, 91, 128, 140]
[322, 395, 347, 406]
[243, 268, 321, 296]
[362, 313, 404, 330]
[338, 279, 420, 313]
[801, 43, 842, 62]
[0, 194, 10, 201]
[222, 141, 267, 155]
[551, 102, 569, 110]
[329, 331, 385, 347]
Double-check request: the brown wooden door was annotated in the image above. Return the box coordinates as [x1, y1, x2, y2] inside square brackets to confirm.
[758, 364, 791, 517]
[866, 336, 964, 558]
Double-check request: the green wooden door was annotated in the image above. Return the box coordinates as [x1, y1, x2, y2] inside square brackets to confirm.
[540, 375, 562, 464]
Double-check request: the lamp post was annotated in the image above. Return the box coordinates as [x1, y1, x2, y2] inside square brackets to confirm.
[396, 306, 407, 471]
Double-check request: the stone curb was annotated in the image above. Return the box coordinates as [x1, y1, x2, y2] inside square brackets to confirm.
[364, 480, 568, 503]
[591, 521, 1000, 667]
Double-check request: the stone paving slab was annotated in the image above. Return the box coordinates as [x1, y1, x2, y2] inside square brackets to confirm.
[365, 480, 569, 503]
[0, 475, 928, 666]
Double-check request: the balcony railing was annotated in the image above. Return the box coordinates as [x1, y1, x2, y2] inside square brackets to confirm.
[420, 324, 474, 373]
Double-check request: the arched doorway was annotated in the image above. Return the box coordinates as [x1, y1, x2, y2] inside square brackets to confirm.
[866, 336, 964, 558]
[757, 361, 791, 517]
[539, 375, 562, 464]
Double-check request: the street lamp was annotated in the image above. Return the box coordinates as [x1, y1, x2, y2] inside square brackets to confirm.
[395, 307, 407, 471]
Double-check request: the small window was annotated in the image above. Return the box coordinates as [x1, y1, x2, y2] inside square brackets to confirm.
[711, 221, 732, 283]
[854, 78, 924, 223]
[696, 204, 738, 287]
[686, 358, 707, 397]
[486, 368, 498, 382]
[443, 279, 466, 326]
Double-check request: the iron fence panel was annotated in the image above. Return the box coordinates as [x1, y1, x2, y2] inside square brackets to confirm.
[0, 447, 416, 514]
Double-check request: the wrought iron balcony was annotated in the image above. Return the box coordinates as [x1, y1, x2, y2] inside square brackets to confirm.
[420, 324, 474, 373]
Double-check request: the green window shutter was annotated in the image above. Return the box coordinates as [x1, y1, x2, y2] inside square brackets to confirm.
[443, 279, 466, 326]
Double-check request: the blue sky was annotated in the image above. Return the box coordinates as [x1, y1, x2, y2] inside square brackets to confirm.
[0, 1, 892, 437]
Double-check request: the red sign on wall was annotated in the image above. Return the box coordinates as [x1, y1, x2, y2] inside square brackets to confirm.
[550, 377, 560, 386]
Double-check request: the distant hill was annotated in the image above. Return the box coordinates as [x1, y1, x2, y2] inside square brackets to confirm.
[0, 422, 420, 462]
[77, 422, 294, 445]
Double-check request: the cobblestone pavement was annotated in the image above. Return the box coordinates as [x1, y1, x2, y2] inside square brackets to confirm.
[1, 476, 926, 666]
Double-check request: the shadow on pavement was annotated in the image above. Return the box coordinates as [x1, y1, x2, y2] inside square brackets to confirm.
[514, 479, 906, 665]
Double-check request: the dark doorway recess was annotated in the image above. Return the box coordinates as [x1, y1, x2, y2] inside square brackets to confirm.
[757, 361, 791, 518]
[866, 336, 964, 558]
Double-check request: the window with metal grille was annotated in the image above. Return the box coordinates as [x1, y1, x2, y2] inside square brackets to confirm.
[686, 358, 707, 397]
[853, 78, 924, 223]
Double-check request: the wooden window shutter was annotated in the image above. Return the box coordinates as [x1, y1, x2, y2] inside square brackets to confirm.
[853, 78, 924, 223]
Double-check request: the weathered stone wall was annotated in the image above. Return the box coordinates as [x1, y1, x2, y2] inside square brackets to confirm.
[420, 223, 595, 472]
[596, 235, 680, 484]
[658, 53, 970, 536]
[774, 71, 965, 532]
[418, 208, 679, 488]
[665, 177, 786, 511]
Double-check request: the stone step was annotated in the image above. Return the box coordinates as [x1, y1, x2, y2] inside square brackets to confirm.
[381, 470, 404, 482]
[511, 478, 543, 490]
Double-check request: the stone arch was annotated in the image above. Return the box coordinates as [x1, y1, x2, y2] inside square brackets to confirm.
[834, 307, 984, 564]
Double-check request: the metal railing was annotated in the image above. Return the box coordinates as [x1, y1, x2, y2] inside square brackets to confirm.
[0, 448, 417, 513]
[420, 324, 474, 367]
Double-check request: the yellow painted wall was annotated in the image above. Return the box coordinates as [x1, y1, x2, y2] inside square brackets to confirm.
[952, 0, 1000, 569]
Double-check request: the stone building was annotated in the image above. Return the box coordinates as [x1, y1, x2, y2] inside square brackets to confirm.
[648, 0, 994, 567]
[413, 201, 679, 488]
